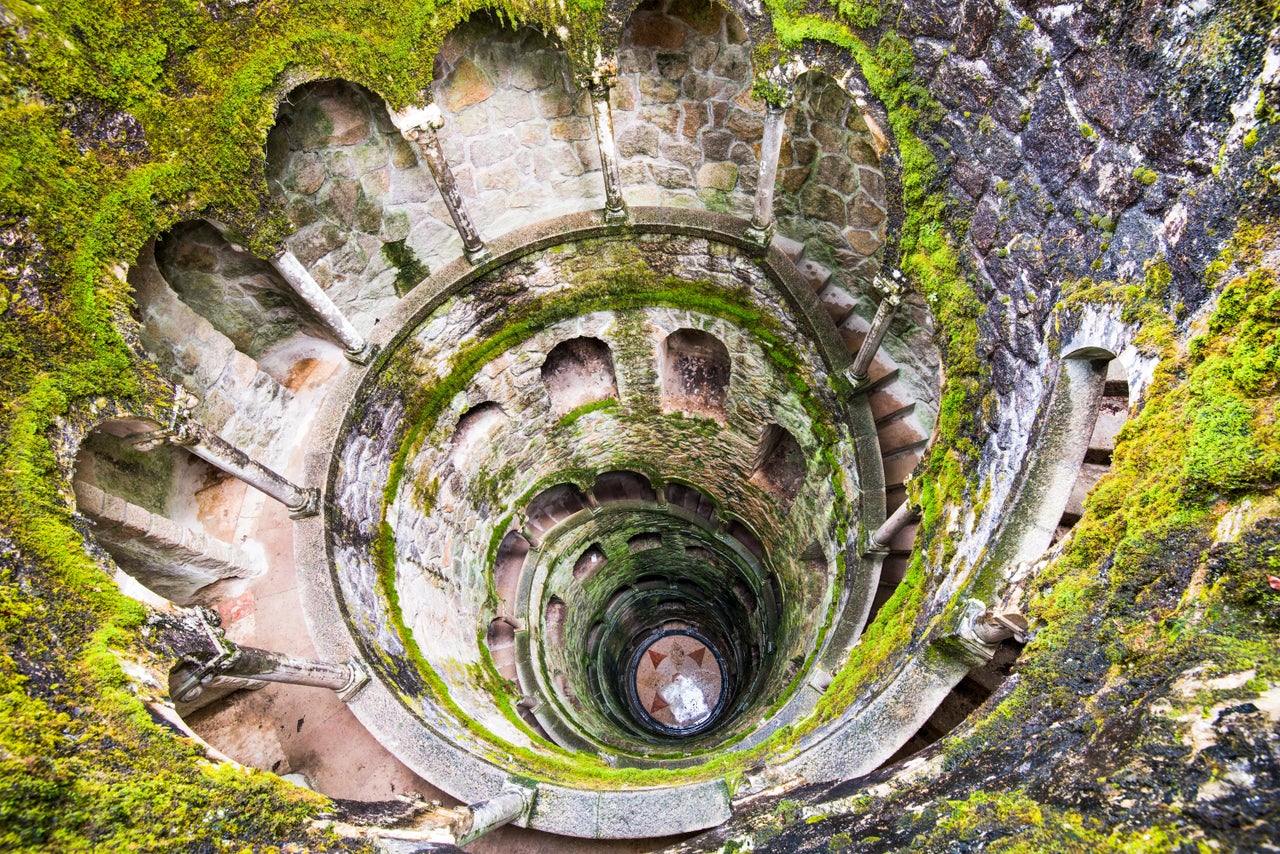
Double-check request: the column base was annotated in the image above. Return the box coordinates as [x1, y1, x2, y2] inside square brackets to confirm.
[464, 245, 492, 265]
[288, 488, 321, 520]
[343, 340, 378, 365]
[336, 658, 371, 701]
[843, 368, 871, 393]
[861, 528, 892, 557]
[743, 223, 775, 252]
[603, 205, 629, 225]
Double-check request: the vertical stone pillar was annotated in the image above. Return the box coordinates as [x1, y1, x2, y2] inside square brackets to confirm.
[587, 69, 627, 224]
[169, 417, 319, 519]
[745, 100, 790, 247]
[391, 104, 490, 264]
[270, 248, 375, 364]
[848, 269, 905, 385]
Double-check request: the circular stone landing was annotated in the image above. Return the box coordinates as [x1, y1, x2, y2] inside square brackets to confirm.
[632, 632, 725, 734]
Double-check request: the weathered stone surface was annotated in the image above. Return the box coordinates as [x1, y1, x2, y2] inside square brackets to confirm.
[628, 16, 686, 49]
[696, 162, 738, 191]
[800, 184, 845, 223]
[441, 58, 495, 112]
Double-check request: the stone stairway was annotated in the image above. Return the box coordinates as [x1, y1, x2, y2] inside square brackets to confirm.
[774, 236, 931, 616]
[1055, 360, 1130, 539]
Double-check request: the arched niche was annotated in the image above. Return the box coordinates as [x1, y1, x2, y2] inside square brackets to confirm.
[592, 470, 657, 504]
[613, 0, 759, 214]
[664, 481, 718, 521]
[546, 596, 569, 647]
[777, 71, 887, 280]
[430, 11, 603, 233]
[153, 222, 329, 362]
[525, 483, 591, 540]
[660, 328, 731, 420]
[72, 419, 263, 605]
[266, 79, 428, 318]
[493, 529, 532, 613]
[486, 617, 519, 681]
[451, 401, 507, 459]
[749, 423, 806, 510]
[573, 544, 608, 581]
[540, 337, 619, 417]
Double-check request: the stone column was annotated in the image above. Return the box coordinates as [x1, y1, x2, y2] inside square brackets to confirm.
[848, 268, 905, 385]
[168, 417, 319, 519]
[270, 248, 375, 364]
[745, 100, 790, 247]
[587, 70, 627, 224]
[957, 598, 1030, 650]
[455, 786, 535, 845]
[867, 500, 919, 552]
[971, 606, 1029, 645]
[391, 104, 490, 264]
[172, 646, 367, 703]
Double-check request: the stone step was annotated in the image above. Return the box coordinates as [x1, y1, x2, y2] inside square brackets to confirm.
[772, 234, 805, 262]
[885, 519, 920, 552]
[876, 410, 929, 457]
[885, 483, 908, 513]
[868, 382, 917, 422]
[817, 282, 858, 327]
[1104, 359, 1129, 398]
[1060, 462, 1111, 526]
[881, 553, 910, 586]
[1084, 397, 1128, 463]
[795, 256, 833, 293]
[882, 446, 924, 485]
[874, 401, 916, 428]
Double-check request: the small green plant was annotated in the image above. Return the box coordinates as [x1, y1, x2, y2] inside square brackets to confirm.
[1018, 15, 1035, 31]
[1080, 123, 1096, 138]
[1243, 128, 1259, 150]
[1132, 165, 1159, 186]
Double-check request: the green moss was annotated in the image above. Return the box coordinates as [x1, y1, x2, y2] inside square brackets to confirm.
[1132, 165, 1160, 186]
[381, 238, 429, 297]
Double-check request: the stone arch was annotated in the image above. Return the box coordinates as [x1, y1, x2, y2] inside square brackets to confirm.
[724, 519, 763, 561]
[573, 544, 608, 581]
[72, 418, 263, 605]
[750, 423, 806, 510]
[493, 529, 532, 613]
[152, 221, 330, 363]
[627, 532, 663, 553]
[266, 78, 440, 320]
[430, 11, 604, 235]
[663, 480, 719, 521]
[778, 69, 887, 282]
[613, 0, 760, 215]
[486, 617, 519, 680]
[540, 336, 619, 416]
[525, 483, 591, 541]
[592, 469, 657, 504]
[660, 328, 731, 420]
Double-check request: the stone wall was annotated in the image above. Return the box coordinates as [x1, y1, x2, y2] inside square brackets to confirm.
[268, 80, 453, 332]
[613, 0, 760, 215]
[430, 14, 606, 235]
